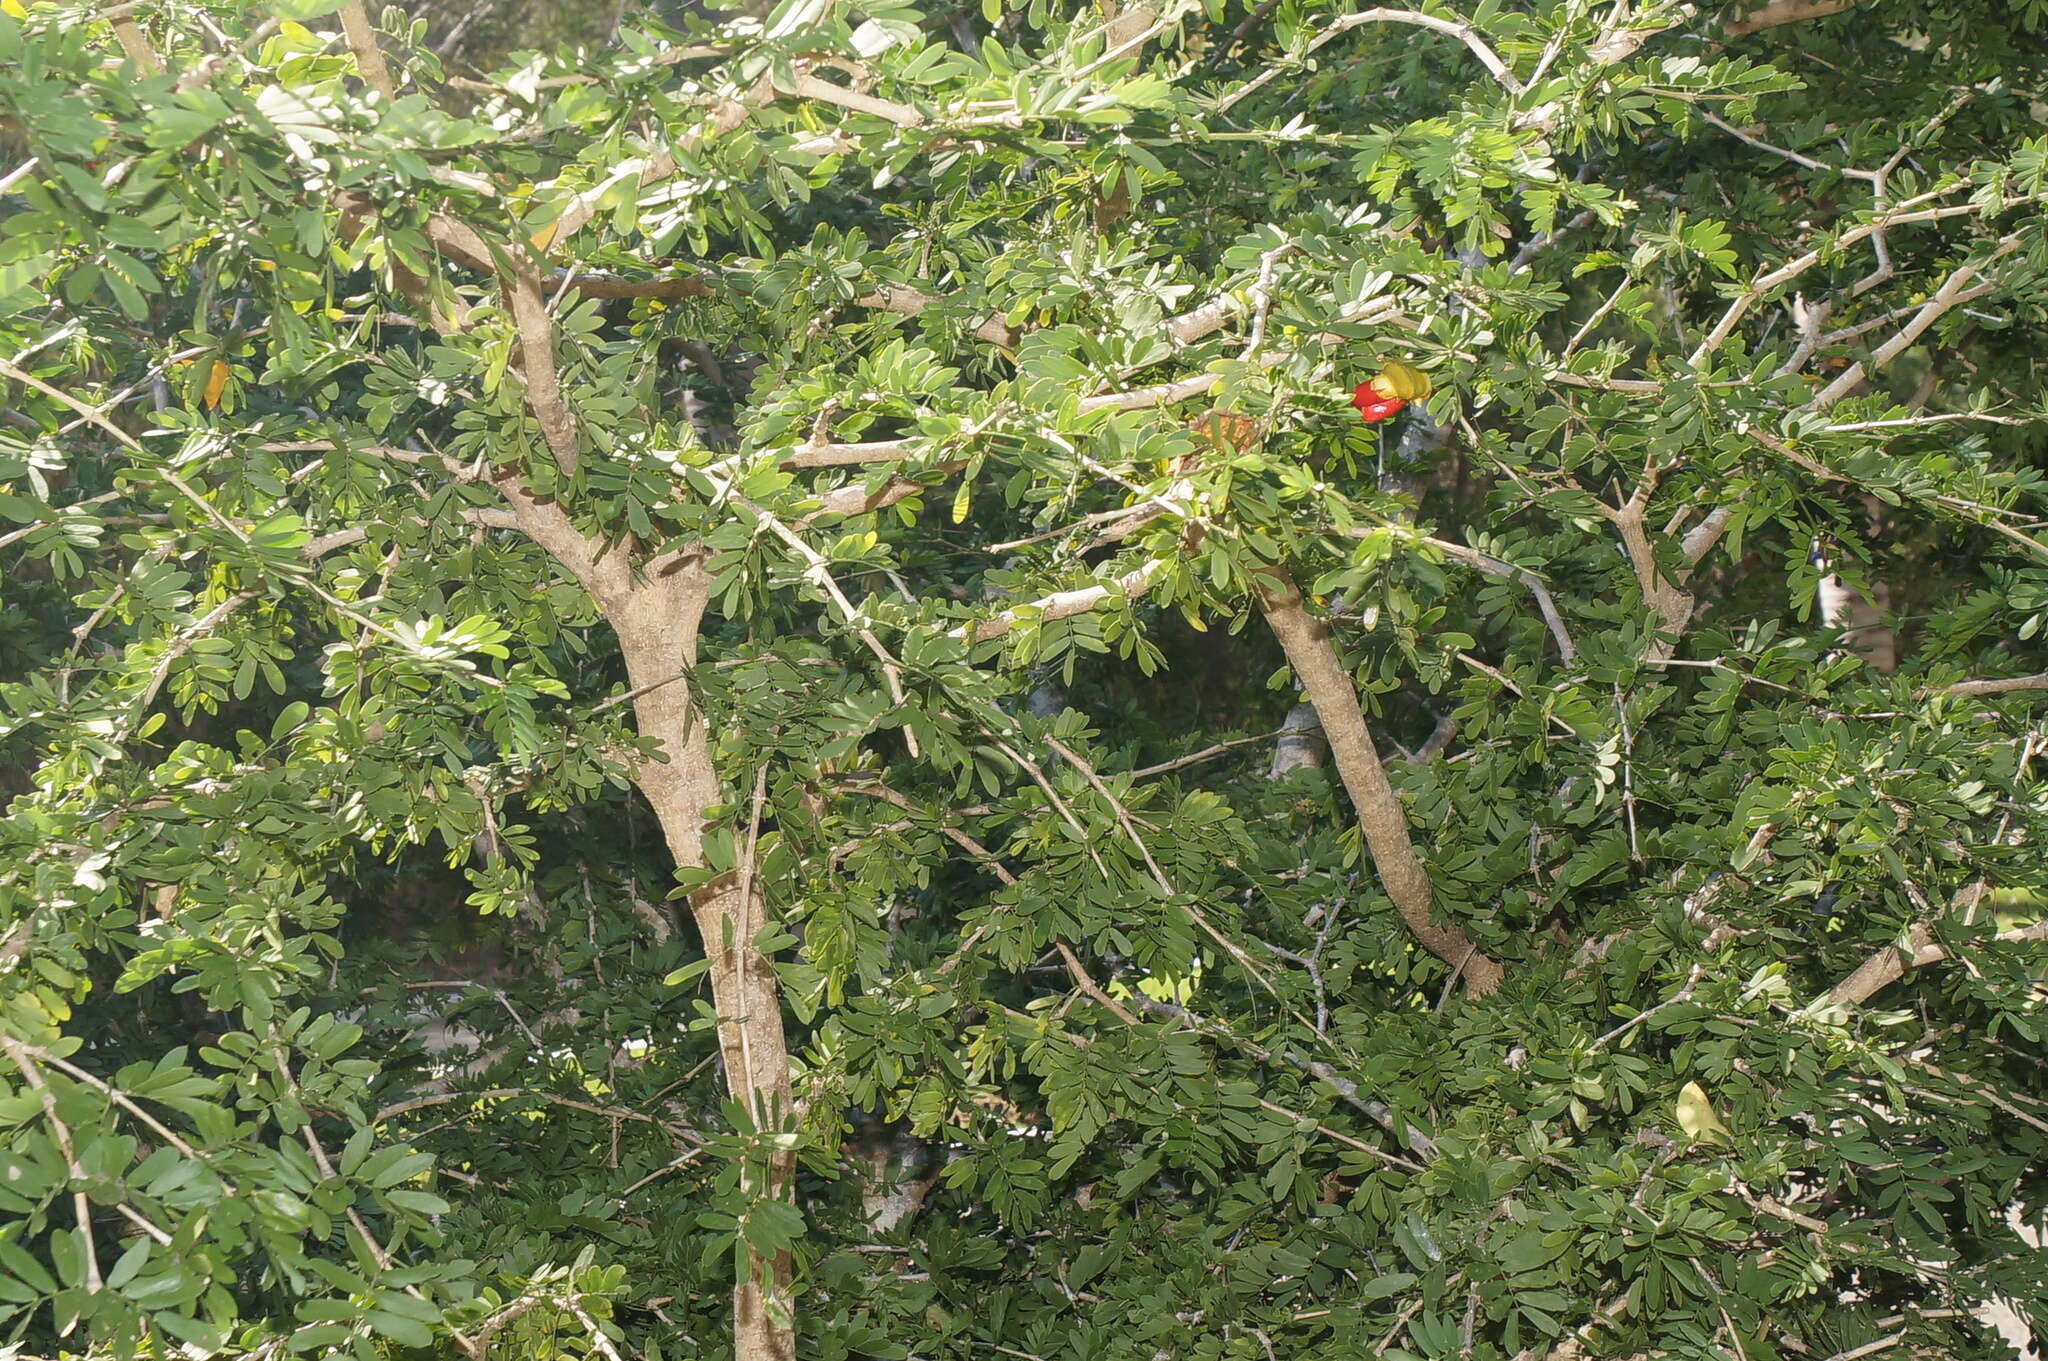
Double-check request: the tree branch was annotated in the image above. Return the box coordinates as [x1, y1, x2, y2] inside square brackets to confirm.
[1931, 672, 2048, 698]
[726, 490, 919, 751]
[787, 71, 924, 126]
[110, 16, 164, 75]
[566, 272, 716, 300]
[954, 559, 1166, 643]
[856, 283, 1018, 347]
[337, 1, 395, 98]
[536, 86, 763, 253]
[1810, 238, 2021, 409]
[505, 265, 582, 476]
[1254, 573, 1504, 995]
[1724, 0, 1858, 35]
[1603, 499, 1697, 658]
[1687, 192, 1984, 368]
[807, 469, 953, 522]
[1352, 526, 1577, 662]
[1222, 6, 1522, 113]
[1825, 920, 2048, 1009]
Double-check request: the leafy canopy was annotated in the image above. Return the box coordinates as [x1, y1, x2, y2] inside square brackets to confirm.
[0, 0, 2046, 1359]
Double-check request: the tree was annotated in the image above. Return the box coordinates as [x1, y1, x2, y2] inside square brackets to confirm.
[1, 0, 2045, 1358]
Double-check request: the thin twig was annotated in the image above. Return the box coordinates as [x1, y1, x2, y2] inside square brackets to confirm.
[1589, 964, 1704, 1051]
[0, 1041, 102, 1291]
[1128, 728, 1288, 779]
[1044, 734, 1274, 990]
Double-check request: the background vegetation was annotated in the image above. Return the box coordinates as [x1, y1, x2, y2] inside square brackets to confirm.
[1, 0, 2045, 1359]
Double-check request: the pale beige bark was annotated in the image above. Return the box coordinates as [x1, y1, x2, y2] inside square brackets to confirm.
[1826, 921, 1934, 1009]
[491, 488, 797, 1361]
[111, 19, 164, 75]
[612, 557, 797, 1361]
[1098, 0, 1160, 62]
[339, 2, 396, 98]
[1724, 0, 1857, 36]
[1607, 502, 1699, 661]
[1827, 917, 2048, 1009]
[505, 265, 582, 476]
[1938, 672, 2048, 697]
[1255, 574, 1504, 996]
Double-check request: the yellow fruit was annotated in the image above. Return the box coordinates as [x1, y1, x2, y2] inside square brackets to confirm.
[1369, 360, 1432, 402]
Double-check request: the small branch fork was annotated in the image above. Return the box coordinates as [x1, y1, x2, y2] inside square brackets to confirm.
[1686, 189, 1989, 369]
[1346, 525, 1577, 663]
[1572, 202, 2024, 661]
[1588, 964, 1704, 1051]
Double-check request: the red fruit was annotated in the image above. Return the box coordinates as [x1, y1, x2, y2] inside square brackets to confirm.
[1351, 383, 1407, 424]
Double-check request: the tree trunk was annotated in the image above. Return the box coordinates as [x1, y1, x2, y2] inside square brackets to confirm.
[496, 485, 798, 1359]
[613, 561, 798, 1361]
[1268, 701, 1328, 778]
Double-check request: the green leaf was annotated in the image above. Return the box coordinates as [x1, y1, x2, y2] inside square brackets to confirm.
[365, 1309, 434, 1348]
[267, 0, 345, 18]
[1358, 1271, 1417, 1302]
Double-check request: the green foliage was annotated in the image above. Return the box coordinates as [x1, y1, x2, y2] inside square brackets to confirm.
[1, 0, 2046, 1358]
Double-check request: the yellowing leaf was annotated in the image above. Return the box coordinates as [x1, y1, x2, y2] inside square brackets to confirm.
[202, 360, 229, 410]
[1137, 960, 1202, 1005]
[1675, 1081, 1731, 1144]
[950, 480, 971, 524]
[529, 221, 559, 251]
[0, 0, 26, 17]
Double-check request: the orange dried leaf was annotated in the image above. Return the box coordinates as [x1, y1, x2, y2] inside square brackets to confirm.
[1189, 410, 1257, 455]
